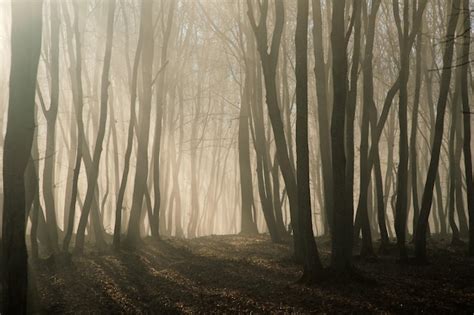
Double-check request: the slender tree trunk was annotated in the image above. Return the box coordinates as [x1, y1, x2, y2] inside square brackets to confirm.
[355, 0, 380, 257]
[410, 30, 422, 238]
[296, 0, 323, 282]
[239, 69, 258, 234]
[460, 0, 474, 256]
[248, 0, 299, 258]
[75, 0, 116, 254]
[312, 0, 333, 235]
[415, 0, 460, 261]
[151, 1, 175, 239]
[42, 1, 61, 252]
[126, 0, 155, 246]
[113, 15, 143, 249]
[330, 0, 352, 272]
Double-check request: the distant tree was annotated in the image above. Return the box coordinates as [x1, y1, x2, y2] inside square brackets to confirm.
[114, 5, 144, 249]
[75, 0, 116, 254]
[41, 0, 61, 253]
[62, 0, 86, 252]
[127, 0, 155, 246]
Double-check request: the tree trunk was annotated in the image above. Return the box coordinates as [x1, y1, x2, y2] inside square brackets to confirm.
[355, 0, 380, 257]
[330, 0, 352, 272]
[460, 0, 474, 256]
[312, 0, 333, 235]
[2, 1, 43, 312]
[126, 0, 155, 246]
[113, 13, 143, 249]
[295, 0, 323, 282]
[415, 0, 460, 262]
[42, 1, 61, 253]
[74, 0, 116, 254]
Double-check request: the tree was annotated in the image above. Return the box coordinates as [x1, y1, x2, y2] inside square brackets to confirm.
[126, 0, 155, 246]
[151, 0, 175, 239]
[415, 0, 461, 262]
[295, 0, 323, 282]
[2, 0, 43, 312]
[354, 0, 381, 257]
[460, 0, 474, 256]
[247, 0, 300, 258]
[330, 0, 351, 272]
[113, 5, 144, 249]
[41, 0, 61, 253]
[62, 0, 86, 252]
[312, 0, 333, 235]
[74, 0, 117, 254]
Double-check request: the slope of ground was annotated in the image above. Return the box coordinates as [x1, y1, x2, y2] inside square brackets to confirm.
[34, 235, 474, 313]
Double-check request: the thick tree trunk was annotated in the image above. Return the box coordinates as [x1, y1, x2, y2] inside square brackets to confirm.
[2, 1, 43, 313]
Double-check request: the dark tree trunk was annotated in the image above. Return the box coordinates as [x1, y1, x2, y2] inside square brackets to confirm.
[460, 0, 474, 256]
[330, 0, 351, 272]
[248, 0, 298, 256]
[415, 0, 460, 262]
[355, 0, 380, 257]
[295, 0, 323, 282]
[410, 29, 423, 239]
[2, 1, 43, 313]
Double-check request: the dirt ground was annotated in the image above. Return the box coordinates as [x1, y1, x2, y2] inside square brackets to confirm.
[34, 235, 474, 314]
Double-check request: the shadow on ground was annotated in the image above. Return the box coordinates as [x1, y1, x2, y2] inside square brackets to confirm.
[35, 235, 474, 313]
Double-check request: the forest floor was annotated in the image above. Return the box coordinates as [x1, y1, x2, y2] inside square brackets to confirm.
[33, 234, 474, 314]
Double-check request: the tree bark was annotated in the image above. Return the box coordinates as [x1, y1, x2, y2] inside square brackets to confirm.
[2, 1, 43, 312]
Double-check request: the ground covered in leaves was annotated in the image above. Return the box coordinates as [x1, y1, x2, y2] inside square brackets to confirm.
[34, 235, 474, 313]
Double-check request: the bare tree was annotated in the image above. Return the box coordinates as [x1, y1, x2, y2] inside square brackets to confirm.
[415, 0, 460, 262]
